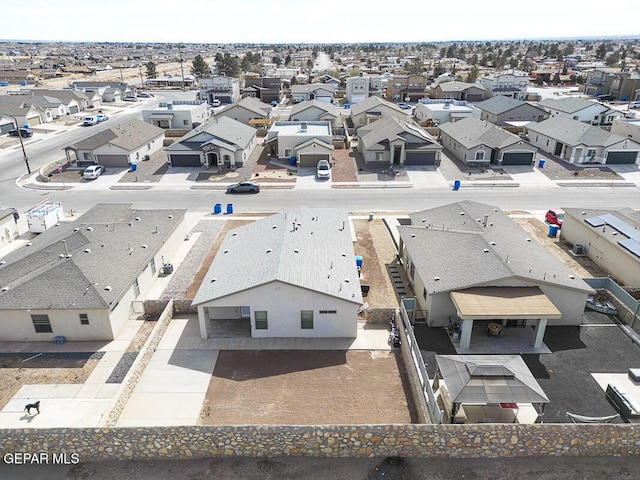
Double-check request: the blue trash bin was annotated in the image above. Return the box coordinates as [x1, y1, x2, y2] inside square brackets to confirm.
[214, 203, 222, 214]
[355, 255, 363, 267]
[289, 156, 296, 166]
[453, 179, 461, 191]
[131, 163, 137, 172]
[548, 224, 559, 237]
[226, 203, 233, 214]
[538, 159, 546, 168]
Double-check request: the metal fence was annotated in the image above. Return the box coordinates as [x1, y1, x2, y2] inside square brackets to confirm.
[400, 298, 443, 424]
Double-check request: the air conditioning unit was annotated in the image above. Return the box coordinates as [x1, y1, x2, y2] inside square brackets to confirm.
[572, 244, 585, 255]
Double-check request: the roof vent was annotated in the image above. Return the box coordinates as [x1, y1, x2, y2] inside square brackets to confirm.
[460, 212, 465, 216]
[421, 219, 426, 222]
[476, 218, 481, 222]
[1, 287, 8, 292]
[211, 277, 217, 283]
[341, 253, 346, 257]
[129, 222, 133, 227]
[526, 238, 532, 242]
[581, 211, 586, 215]
[411, 234, 416, 238]
[59, 254, 65, 258]
[232, 232, 237, 236]
[483, 248, 489, 253]
[84, 248, 91, 254]
[490, 242, 496, 246]
[223, 249, 229, 254]
[568, 275, 575, 279]
[266, 248, 272, 253]
[434, 276, 440, 281]
[294, 249, 299, 253]
[168, 215, 173, 219]
[86, 227, 93, 231]
[104, 286, 112, 291]
[0, 261, 4, 266]
[272, 225, 278, 229]
[344, 279, 350, 283]
[73, 228, 79, 232]
[26, 242, 32, 247]
[142, 244, 148, 248]
[135, 217, 141, 221]
[494, 209, 498, 212]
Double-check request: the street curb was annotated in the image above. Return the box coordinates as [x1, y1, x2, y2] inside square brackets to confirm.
[110, 185, 154, 190]
[332, 183, 414, 189]
[189, 184, 296, 190]
[450, 182, 520, 188]
[556, 182, 636, 188]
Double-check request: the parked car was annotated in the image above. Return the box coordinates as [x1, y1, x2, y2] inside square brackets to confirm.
[8, 128, 33, 137]
[226, 181, 260, 194]
[96, 113, 109, 122]
[123, 96, 138, 102]
[83, 165, 104, 180]
[545, 209, 564, 227]
[397, 102, 412, 110]
[83, 116, 98, 126]
[316, 159, 331, 180]
[211, 99, 221, 107]
[137, 92, 153, 98]
[630, 101, 640, 109]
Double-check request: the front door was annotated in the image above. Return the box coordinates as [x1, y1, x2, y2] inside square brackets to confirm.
[240, 306, 250, 319]
[393, 146, 402, 165]
[554, 142, 563, 156]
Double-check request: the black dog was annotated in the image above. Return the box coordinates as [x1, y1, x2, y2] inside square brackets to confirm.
[24, 401, 40, 415]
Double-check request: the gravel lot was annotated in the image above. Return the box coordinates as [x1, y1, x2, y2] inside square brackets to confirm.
[438, 150, 513, 181]
[536, 153, 623, 180]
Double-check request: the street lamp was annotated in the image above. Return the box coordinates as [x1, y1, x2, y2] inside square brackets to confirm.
[177, 44, 186, 91]
[9, 115, 31, 175]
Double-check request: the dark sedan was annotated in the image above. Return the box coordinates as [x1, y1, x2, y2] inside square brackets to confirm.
[8, 128, 33, 137]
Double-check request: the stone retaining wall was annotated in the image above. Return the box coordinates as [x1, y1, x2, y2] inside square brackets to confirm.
[366, 308, 397, 324]
[100, 300, 174, 427]
[1, 424, 639, 461]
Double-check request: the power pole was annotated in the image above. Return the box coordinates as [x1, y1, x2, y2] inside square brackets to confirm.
[178, 44, 186, 91]
[10, 116, 31, 174]
[119, 66, 124, 83]
[138, 64, 144, 88]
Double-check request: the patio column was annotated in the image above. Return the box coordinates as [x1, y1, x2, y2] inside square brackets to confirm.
[459, 319, 473, 349]
[197, 306, 208, 339]
[532, 318, 547, 348]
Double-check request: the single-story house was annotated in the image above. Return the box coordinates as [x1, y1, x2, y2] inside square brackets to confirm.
[526, 116, 640, 165]
[142, 100, 209, 130]
[164, 116, 257, 168]
[64, 118, 165, 168]
[30, 89, 88, 113]
[538, 97, 623, 126]
[475, 96, 548, 126]
[289, 100, 342, 130]
[0, 100, 47, 126]
[291, 83, 336, 104]
[611, 117, 640, 143]
[0, 115, 16, 134]
[414, 99, 481, 126]
[0, 207, 19, 248]
[265, 121, 334, 167]
[0, 204, 187, 341]
[192, 208, 363, 339]
[350, 96, 409, 130]
[439, 117, 537, 166]
[398, 201, 593, 349]
[357, 116, 443, 167]
[70, 82, 133, 104]
[560, 208, 640, 287]
[215, 97, 272, 127]
[315, 74, 342, 89]
[429, 81, 488, 102]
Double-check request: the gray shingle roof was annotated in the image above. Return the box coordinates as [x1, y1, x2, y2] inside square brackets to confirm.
[165, 116, 256, 152]
[475, 96, 526, 115]
[291, 83, 336, 95]
[358, 116, 441, 151]
[438, 117, 522, 149]
[436, 81, 486, 93]
[217, 96, 272, 118]
[400, 201, 592, 295]
[0, 204, 186, 310]
[526, 117, 639, 148]
[350, 96, 405, 117]
[67, 118, 164, 152]
[290, 99, 339, 119]
[192, 208, 363, 306]
[538, 97, 602, 114]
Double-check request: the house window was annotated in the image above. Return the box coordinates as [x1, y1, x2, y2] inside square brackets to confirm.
[147, 143, 151, 150]
[375, 152, 383, 162]
[255, 311, 268, 329]
[133, 279, 140, 298]
[475, 151, 485, 161]
[410, 262, 415, 281]
[301, 310, 314, 329]
[79, 313, 89, 325]
[150, 258, 156, 275]
[31, 314, 52, 333]
[319, 310, 337, 314]
[284, 148, 293, 157]
[423, 287, 427, 300]
[587, 149, 596, 158]
[183, 119, 189, 126]
[83, 152, 92, 161]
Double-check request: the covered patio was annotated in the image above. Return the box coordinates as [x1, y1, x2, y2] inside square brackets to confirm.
[434, 354, 549, 424]
[449, 287, 562, 351]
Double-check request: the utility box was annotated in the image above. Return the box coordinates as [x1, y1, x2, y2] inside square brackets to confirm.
[27, 201, 64, 233]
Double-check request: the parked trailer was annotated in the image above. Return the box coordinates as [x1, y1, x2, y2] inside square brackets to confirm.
[26, 201, 64, 233]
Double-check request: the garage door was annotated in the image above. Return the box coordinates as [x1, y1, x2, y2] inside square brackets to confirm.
[96, 155, 130, 168]
[27, 115, 41, 126]
[502, 152, 534, 165]
[606, 151, 637, 164]
[299, 153, 329, 167]
[170, 154, 201, 167]
[69, 105, 79, 114]
[405, 151, 437, 166]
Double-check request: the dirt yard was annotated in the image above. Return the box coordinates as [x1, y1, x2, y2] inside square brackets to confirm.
[353, 219, 399, 308]
[331, 146, 358, 182]
[0, 352, 103, 410]
[199, 350, 416, 425]
[512, 217, 609, 277]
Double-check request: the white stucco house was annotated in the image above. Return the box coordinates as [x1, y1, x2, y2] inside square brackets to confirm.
[289, 100, 342, 130]
[164, 116, 257, 168]
[291, 83, 336, 104]
[192, 208, 363, 339]
[414, 99, 481, 126]
[0, 204, 187, 342]
[142, 100, 209, 130]
[526, 117, 640, 165]
[64, 119, 165, 168]
[398, 201, 593, 350]
[265, 121, 334, 167]
[198, 75, 241, 105]
[538, 97, 623, 126]
[215, 97, 272, 127]
[0, 207, 19, 248]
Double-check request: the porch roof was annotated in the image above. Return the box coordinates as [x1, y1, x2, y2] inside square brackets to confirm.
[450, 287, 562, 320]
[148, 113, 175, 119]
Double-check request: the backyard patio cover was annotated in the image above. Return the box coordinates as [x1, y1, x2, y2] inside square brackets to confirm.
[435, 354, 549, 405]
[450, 287, 562, 320]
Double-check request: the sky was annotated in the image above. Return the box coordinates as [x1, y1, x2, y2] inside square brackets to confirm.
[2, 0, 639, 44]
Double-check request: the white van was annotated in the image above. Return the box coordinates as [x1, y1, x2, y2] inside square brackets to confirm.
[83, 116, 97, 126]
[211, 98, 221, 107]
[630, 101, 640, 109]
